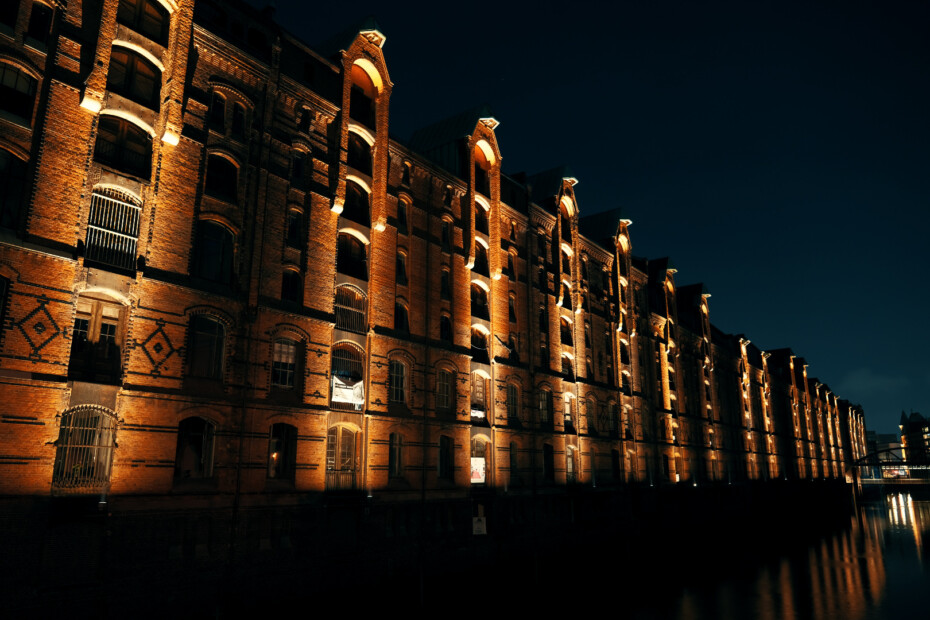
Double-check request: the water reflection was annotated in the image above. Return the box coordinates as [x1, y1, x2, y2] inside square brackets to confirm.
[648, 494, 930, 620]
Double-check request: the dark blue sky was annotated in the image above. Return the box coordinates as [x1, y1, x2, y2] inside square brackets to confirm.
[261, 0, 929, 434]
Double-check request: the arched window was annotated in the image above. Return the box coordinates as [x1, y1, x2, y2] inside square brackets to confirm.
[298, 109, 311, 133]
[508, 293, 517, 323]
[473, 145, 491, 197]
[107, 47, 160, 109]
[470, 328, 489, 364]
[559, 283, 572, 310]
[94, 115, 152, 178]
[204, 155, 238, 203]
[471, 437, 489, 484]
[188, 315, 225, 380]
[52, 405, 117, 492]
[117, 0, 170, 46]
[334, 284, 367, 333]
[326, 425, 357, 490]
[473, 243, 489, 277]
[271, 338, 298, 389]
[286, 210, 303, 249]
[0, 63, 37, 124]
[231, 103, 246, 140]
[395, 250, 407, 285]
[193, 220, 235, 284]
[470, 283, 489, 320]
[84, 186, 142, 271]
[331, 343, 364, 411]
[336, 232, 367, 281]
[349, 63, 377, 129]
[209, 92, 226, 130]
[441, 218, 452, 250]
[281, 269, 303, 304]
[585, 398, 597, 431]
[560, 317, 573, 345]
[436, 367, 454, 413]
[506, 383, 519, 422]
[474, 204, 489, 234]
[174, 416, 215, 479]
[394, 300, 409, 333]
[388, 359, 408, 406]
[290, 151, 306, 189]
[0, 149, 27, 229]
[439, 314, 453, 343]
[507, 252, 516, 280]
[347, 132, 372, 175]
[342, 181, 370, 227]
[440, 267, 451, 300]
[268, 422, 297, 481]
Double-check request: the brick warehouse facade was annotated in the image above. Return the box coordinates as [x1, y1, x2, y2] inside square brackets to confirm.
[0, 0, 868, 602]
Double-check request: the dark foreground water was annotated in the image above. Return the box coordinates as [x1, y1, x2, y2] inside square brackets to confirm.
[623, 493, 930, 620]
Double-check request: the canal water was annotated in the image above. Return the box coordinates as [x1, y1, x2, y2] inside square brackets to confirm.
[623, 493, 930, 620]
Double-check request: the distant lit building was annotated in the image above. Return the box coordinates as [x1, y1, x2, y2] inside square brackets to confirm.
[900, 412, 929, 463]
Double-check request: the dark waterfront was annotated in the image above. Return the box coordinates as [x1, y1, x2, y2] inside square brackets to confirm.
[616, 494, 930, 620]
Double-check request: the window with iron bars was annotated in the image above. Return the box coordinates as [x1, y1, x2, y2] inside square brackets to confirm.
[334, 285, 367, 333]
[52, 405, 117, 493]
[85, 187, 141, 271]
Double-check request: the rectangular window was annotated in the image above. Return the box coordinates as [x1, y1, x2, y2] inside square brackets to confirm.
[437, 369, 452, 411]
[268, 423, 297, 481]
[389, 360, 407, 405]
[439, 435, 454, 480]
[85, 188, 141, 271]
[389, 433, 403, 478]
[271, 339, 297, 388]
[69, 297, 124, 383]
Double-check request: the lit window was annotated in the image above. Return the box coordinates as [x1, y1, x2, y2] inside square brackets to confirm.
[563, 395, 574, 426]
[0, 64, 37, 124]
[68, 296, 125, 383]
[188, 315, 225, 380]
[326, 425, 357, 490]
[271, 339, 297, 388]
[52, 405, 117, 493]
[389, 433, 403, 478]
[389, 359, 407, 405]
[174, 417, 215, 479]
[470, 372, 487, 417]
[94, 115, 152, 178]
[566, 446, 577, 483]
[470, 437, 488, 484]
[107, 47, 160, 109]
[268, 423, 297, 480]
[331, 344, 364, 411]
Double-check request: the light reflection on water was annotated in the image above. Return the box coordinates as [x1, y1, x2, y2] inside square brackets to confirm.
[650, 494, 930, 620]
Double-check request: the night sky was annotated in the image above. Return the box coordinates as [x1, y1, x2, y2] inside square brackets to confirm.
[257, 0, 929, 434]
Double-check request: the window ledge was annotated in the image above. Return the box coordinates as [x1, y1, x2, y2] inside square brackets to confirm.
[0, 110, 32, 130]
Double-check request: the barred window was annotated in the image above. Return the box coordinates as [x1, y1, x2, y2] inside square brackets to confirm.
[334, 285, 367, 333]
[85, 187, 141, 271]
[271, 339, 297, 388]
[52, 405, 117, 493]
[389, 359, 407, 405]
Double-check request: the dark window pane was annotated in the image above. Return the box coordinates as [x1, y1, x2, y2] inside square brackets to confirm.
[268, 423, 297, 480]
[174, 417, 215, 479]
[117, 0, 169, 46]
[194, 221, 234, 284]
[188, 315, 224, 380]
[0, 64, 37, 123]
[26, 3, 51, 45]
[204, 155, 238, 202]
[107, 47, 160, 109]
[94, 115, 152, 178]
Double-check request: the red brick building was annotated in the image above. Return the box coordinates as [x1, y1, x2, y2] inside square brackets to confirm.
[0, 0, 867, 539]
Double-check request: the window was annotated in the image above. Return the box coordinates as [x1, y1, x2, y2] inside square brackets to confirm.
[396, 251, 407, 285]
[343, 181, 370, 227]
[107, 47, 160, 109]
[439, 314, 452, 343]
[397, 200, 408, 234]
[585, 398, 596, 431]
[349, 63, 376, 129]
[401, 162, 411, 186]
[326, 425, 357, 490]
[389, 433, 403, 478]
[0, 1, 18, 29]
[281, 269, 302, 304]
[510, 221, 516, 242]
[470, 372, 488, 418]
[334, 284, 367, 333]
[336, 233, 367, 281]
[566, 446, 577, 484]
[562, 354, 574, 380]
[94, 115, 152, 178]
[440, 268, 451, 300]
[471, 437, 488, 484]
[204, 155, 238, 203]
[473, 244, 489, 277]
[439, 435, 454, 481]
[117, 0, 170, 45]
[470, 328, 488, 364]
[290, 152, 305, 189]
[559, 283, 572, 310]
[470, 283, 489, 320]
[193, 220, 234, 284]
[508, 334, 519, 363]
[563, 395, 574, 427]
[209, 92, 225, 130]
[437, 368, 453, 412]
[25, 2, 51, 48]
[0, 149, 27, 229]
[394, 301, 409, 332]
[298, 109, 311, 133]
[68, 295, 125, 383]
[331, 343, 364, 411]
[441, 219, 451, 249]
[268, 423, 297, 481]
[84, 187, 142, 271]
[271, 339, 297, 389]
[538, 389, 553, 425]
[231, 103, 246, 140]
[188, 315, 225, 380]
[475, 205, 489, 234]
[507, 253, 515, 280]
[286, 210, 303, 248]
[347, 132, 372, 175]
[51, 405, 117, 493]
[560, 317, 573, 345]
[543, 444, 554, 482]
[508, 293, 517, 323]
[506, 383, 519, 422]
[0, 64, 37, 124]
[174, 417, 215, 479]
[510, 441, 519, 484]
[389, 359, 407, 406]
